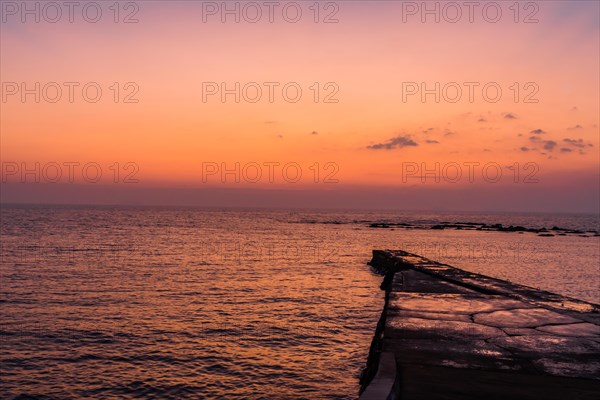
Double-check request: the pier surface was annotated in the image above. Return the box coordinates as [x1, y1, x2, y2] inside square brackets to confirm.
[360, 250, 600, 400]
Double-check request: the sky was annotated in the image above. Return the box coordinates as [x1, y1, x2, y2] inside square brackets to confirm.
[1, 1, 599, 212]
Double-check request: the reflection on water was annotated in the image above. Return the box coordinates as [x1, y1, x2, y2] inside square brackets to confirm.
[1, 207, 598, 398]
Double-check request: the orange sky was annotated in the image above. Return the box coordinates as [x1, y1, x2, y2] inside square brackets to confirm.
[1, 1, 599, 210]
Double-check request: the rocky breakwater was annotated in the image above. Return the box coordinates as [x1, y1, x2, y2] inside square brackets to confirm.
[359, 250, 600, 400]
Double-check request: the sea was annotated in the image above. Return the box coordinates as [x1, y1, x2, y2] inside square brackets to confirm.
[1, 205, 599, 399]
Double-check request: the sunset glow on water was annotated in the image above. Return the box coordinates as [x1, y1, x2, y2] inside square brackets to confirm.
[1, 207, 598, 398]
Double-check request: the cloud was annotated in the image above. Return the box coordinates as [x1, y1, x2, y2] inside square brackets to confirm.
[527, 136, 569, 153]
[560, 148, 573, 153]
[310, 131, 319, 135]
[530, 129, 546, 135]
[563, 138, 591, 148]
[567, 125, 583, 131]
[503, 113, 518, 119]
[264, 121, 277, 125]
[367, 135, 418, 150]
[478, 118, 487, 122]
[277, 134, 284, 139]
[520, 147, 530, 152]
[444, 129, 456, 136]
[543, 140, 557, 151]
[425, 140, 439, 144]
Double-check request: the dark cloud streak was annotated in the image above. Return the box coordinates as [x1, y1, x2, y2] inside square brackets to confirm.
[368, 135, 418, 150]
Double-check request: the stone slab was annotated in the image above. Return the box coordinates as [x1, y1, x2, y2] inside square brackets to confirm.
[361, 250, 600, 399]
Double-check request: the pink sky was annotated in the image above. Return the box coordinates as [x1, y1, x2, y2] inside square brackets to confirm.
[1, 1, 599, 212]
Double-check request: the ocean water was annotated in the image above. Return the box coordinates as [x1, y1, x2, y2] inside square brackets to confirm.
[1, 206, 599, 399]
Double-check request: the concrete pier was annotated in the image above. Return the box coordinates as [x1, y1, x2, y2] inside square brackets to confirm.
[360, 250, 600, 400]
